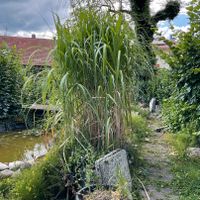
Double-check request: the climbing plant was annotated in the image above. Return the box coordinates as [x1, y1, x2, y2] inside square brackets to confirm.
[0, 46, 24, 119]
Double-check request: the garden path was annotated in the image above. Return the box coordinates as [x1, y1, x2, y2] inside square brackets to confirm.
[139, 114, 178, 200]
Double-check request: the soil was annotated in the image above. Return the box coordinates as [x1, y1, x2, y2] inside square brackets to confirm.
[139, 114, 178, 200]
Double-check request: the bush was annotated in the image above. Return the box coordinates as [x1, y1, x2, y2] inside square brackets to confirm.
[147, 68, 172, 102]
[8, 148, 60, 200]
[162, 0, 200, 139]
[0, 46, 24, 119]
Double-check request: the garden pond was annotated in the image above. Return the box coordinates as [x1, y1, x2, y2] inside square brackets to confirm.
[0, 131, 52, 162]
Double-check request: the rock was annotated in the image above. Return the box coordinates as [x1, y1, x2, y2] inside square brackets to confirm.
[27, 160, 35, 166]
[95, 149, 132, 193]
[144, 138, 150, 142]
[187, 147, 200, 158]
[149, 98, 156, 113]
[33, 144, 47, 159]
[0, 162, 8, 171]
[20, 161, 32, 169]
[0, 169, 13, 179]
[9, 161, 25, 171]
[12, 169, 21, 178]
[24, 150, 35, 161]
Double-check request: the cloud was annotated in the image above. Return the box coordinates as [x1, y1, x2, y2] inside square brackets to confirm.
[154, 1, 191, 39]
[0, 0, 191, 39]
[157, 24, 190, 39]
[0, 0, 70, 38]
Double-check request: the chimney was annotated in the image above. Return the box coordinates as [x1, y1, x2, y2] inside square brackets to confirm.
[31, 34, 36, 39]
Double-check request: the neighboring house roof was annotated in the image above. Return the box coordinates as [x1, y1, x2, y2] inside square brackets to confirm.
[153, 40, 170, 52]
[0, 35, 170, 67]
[0, 35, 54, 66]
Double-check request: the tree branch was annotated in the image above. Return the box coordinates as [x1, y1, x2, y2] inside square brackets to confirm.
[152, 1, 180, 23]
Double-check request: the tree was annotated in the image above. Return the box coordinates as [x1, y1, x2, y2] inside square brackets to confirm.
[71, 0, 180, 63]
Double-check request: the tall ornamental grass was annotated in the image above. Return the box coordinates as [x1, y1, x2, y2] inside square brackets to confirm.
[40, 10, 151, 151]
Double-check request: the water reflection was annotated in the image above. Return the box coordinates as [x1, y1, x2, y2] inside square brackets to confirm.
[0, 131, 52, 162]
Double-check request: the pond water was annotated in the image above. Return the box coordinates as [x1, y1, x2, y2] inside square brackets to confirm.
[0, 131, 52, 162]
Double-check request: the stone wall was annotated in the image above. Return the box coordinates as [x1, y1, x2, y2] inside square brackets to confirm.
[0, 120, 27, 133]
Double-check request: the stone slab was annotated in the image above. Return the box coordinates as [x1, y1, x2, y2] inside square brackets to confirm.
[95, 149, 132, 191]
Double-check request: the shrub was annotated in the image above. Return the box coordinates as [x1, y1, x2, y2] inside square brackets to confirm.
[162, 0, 200, 138]
[0, 46, 24, 119]
[8, 148, 60, 200]
[147, 68, 172, 102]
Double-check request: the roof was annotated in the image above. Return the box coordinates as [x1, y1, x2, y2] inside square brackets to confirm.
[153, 40, 170, 52]
[0, 36, 171, 66]
[0, 35, 54, 66]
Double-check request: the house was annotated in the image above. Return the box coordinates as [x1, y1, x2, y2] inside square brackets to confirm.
[0, 34, 54, 67]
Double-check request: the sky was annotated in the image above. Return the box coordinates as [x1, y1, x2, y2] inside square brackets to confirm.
[0, 0, 190, 39]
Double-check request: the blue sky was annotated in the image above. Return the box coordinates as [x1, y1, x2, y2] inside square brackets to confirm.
[158, 12, 190, 39]
[159, 14, 189, 28]
[173, 14, 189, 27]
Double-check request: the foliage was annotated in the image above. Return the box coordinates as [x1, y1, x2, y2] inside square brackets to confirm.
[129, 114, 150, 140]
[7, 148, 60, 200]
[147, 68, 172, 102]
[171, 158, 200, 200]
[0, 178, 14, 199]
[22, 67, 46, 106]
[0, 141, 96, 200]
[162, 0, 200, 138]
[165, 132, 196, 157]
[0, 46, 24, 119]
[71, 1, 180, 102]
[71, 0, 180, 64]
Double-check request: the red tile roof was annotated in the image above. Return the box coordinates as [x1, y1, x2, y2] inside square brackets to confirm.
[153, 41, 170, 52]
[0, 35, 54, 66]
